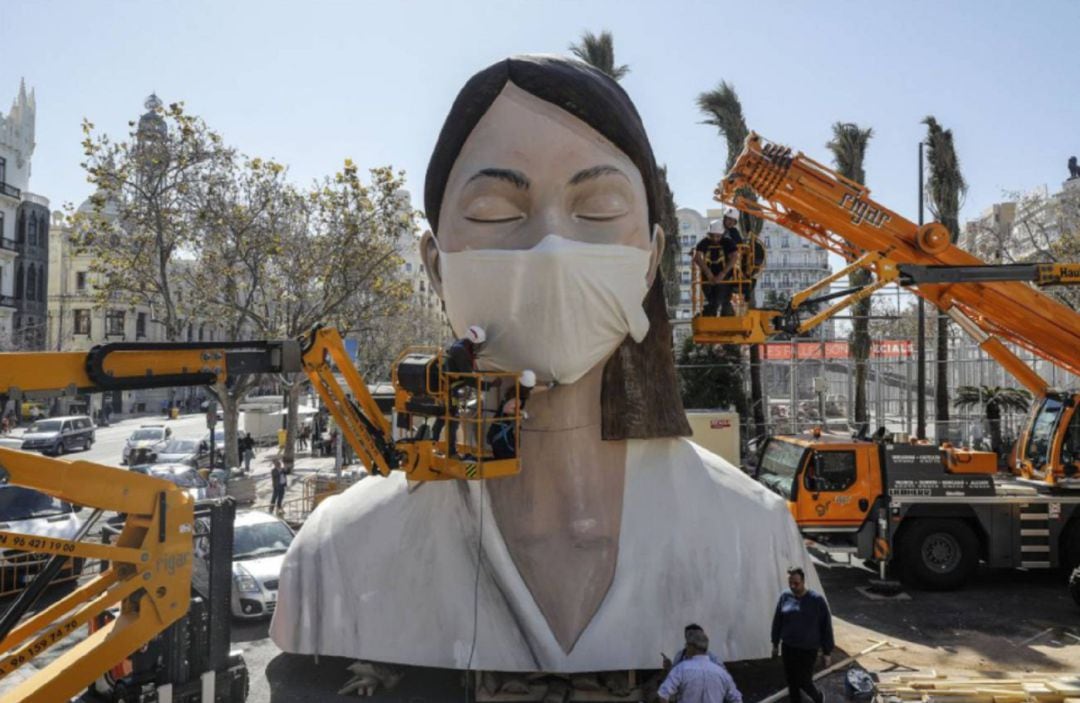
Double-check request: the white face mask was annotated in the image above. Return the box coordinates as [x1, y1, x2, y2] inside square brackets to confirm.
[439, 234, 653, 385]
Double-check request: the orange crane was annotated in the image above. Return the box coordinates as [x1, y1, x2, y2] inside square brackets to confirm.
[0, 327, 524, 701]
[697, 133, 1080, 590]
[697, 132, 1079, 484]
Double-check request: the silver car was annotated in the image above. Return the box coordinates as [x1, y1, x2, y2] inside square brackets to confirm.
[0, 486, 86, 595]
[142, 464, 224, 502]
[151, 438, 203, 467]
[231, 511, 295, 619]
[122, 425, 172, 465]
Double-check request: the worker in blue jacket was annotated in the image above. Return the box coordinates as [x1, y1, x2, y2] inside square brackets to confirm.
[771, 567, 834, 703]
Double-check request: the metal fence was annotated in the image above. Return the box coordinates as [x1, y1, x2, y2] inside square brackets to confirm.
[679, 334, 1078, 448]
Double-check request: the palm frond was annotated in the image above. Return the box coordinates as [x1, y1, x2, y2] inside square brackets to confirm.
[922, 116, 967, 239]
[569, 30, 629, 81]
[696, 81, 747, 169]
[826, 122, 874, 185]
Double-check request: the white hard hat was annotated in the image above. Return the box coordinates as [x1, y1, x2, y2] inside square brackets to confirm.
[466, 325, 486, 344]
[723, 207, 740, 221]
[519, 369, 537, 388]
[707, 219, 725, 234]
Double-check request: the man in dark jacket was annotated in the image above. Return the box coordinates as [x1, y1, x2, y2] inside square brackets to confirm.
[693, 209, 743, 317]
[431, 325, 486, 458]
[771, 567, 834, 703]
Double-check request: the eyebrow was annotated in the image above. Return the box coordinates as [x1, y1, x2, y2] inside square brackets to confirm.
[569, 164, 626, 185]
[467, 168, 530, 190]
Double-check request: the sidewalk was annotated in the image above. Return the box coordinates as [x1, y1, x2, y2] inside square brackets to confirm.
[243, 445, 362, 515]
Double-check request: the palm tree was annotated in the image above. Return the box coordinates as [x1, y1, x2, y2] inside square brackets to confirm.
[826, 123, 874, 427]
[923, 116, 967, 441]
[697, 81, 767, 441]
[954, 386, 1031, 455]
[568, 29, 680, 313]
[568, 30, 629, 81]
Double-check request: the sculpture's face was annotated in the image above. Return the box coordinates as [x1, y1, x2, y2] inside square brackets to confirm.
[423, 83, 662, 384]
[432, 83, 654, 256]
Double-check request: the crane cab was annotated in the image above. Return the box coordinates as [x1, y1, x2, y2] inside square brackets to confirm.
[1015, 393, 1080, 484]
[392, 348, 524, 481]
[754, 433, 884, 530]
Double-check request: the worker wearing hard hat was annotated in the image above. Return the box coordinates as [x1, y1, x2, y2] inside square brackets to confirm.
[487, 369, 536, 460]
[432, 325, 486, 458]
[693, 208, 743, 316]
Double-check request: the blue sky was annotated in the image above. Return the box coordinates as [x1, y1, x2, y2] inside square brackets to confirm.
[2, 0, 1078, 227]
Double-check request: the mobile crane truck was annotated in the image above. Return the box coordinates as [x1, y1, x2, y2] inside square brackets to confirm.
[0, 326, 525, 702]
[700, 133, 1080, 590]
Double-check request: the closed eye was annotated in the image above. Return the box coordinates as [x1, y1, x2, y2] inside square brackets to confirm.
[573, 191, 629, 222]
[465, 214, 525, 224]
[462, 194, 526, 224]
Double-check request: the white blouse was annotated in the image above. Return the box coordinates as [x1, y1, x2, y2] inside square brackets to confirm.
[270, 437, 820, 672]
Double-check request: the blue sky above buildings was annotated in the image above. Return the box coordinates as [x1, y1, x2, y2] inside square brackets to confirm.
[2, 0, 1078, 225]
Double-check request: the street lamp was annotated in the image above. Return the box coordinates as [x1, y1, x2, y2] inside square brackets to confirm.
[916, 140, 927, 440]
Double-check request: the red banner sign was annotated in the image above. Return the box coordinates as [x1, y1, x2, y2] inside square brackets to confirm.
[761, 340, 912, 360]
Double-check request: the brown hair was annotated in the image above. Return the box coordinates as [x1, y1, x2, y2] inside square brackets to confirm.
[425, 55, 689, 440]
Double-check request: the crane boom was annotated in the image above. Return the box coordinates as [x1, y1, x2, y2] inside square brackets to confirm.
[710, 133, 1080, 384]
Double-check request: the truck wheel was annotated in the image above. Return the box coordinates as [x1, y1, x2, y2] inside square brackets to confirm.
[1070, 566, 1080, 607]
[899, 518, 978, 590]
[1061, 521, 1080, 572]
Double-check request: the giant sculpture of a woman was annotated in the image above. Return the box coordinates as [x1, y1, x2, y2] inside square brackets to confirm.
[271, 55, 817, 672]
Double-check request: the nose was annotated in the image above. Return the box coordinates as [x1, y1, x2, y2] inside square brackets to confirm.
[514, 199, 576, 250]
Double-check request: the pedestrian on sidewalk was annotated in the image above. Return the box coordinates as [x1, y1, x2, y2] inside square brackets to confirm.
[771, 567, 834, 703]
[240, 432, 255, 473]
[270, 459, 287, 514]
[658, 627, 742, 703]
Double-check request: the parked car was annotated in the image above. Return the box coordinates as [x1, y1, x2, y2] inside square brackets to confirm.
[137, 463, 224, 502]
[231, 511, 295, 619]
[0, 485, 86, 596]
[150, 438, 203, 467]
[121, 425, 172, 465]
[20, 416, 95, 456]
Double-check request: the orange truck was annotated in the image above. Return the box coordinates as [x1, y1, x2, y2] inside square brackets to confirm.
[707, 133, 1080, 589]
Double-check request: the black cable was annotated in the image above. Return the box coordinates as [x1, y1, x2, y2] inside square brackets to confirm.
[464, 465, 484, 703]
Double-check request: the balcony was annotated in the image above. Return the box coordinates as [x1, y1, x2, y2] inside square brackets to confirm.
[0, 236, 15, 251]
[0, 294, 15, 308]
[0, 182, 20, 200]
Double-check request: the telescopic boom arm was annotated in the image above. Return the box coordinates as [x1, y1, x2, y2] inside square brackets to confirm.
[714, 133, 1080, 394]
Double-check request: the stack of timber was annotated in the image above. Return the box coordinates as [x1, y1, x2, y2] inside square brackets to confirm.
[877, 673, 1080, 703]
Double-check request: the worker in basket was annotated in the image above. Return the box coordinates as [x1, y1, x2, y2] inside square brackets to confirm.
[431, 324, 486, 459]
[694, 208, 745, 316]
[487, 369, 536, 460]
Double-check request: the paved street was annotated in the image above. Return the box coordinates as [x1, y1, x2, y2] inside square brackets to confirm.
[5, 412, 212, 468]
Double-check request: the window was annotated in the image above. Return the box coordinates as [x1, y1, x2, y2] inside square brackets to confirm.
[14, 265, 23, 298]
[74, 309, 91, 335]
[27, 214, 37, 247]
[26, 266, 36, 301]
[0, 156, 6, 184]
[404, 262, 413, 273]
[136, 312, 146, 338]
[106, 310, 125, 336]
[37, 267, 44, 301]
[806, 451, 857, 492]
[76, 271, 87, 292]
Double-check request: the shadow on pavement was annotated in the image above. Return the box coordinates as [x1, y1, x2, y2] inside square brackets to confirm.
[265, 653, 465, 703]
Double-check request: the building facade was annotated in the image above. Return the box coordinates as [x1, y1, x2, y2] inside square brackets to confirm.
[0, 80, 48, 350]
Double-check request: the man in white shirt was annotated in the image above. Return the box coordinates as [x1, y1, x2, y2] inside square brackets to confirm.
[659, 628, 742, 703]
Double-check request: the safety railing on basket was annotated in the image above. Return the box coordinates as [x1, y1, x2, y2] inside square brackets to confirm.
[691, 239, 761, 320]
